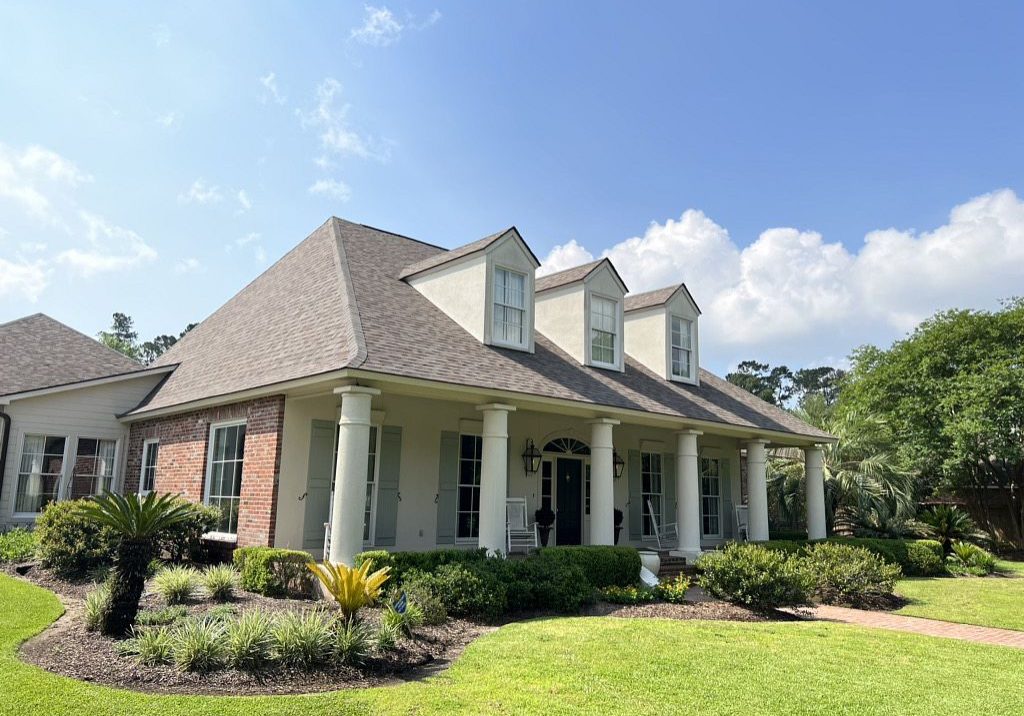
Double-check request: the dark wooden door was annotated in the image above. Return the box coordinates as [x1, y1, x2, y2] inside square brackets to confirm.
[556, 458, 583, 545]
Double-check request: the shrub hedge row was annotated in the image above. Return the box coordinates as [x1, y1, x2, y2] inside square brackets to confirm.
[233, 547, 314, 597]
[761, 537, 945, 576]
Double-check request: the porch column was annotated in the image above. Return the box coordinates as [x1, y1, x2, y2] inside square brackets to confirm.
[805, 445, 827, 540]
[476, 403, 516, 556]
[329, 386, 381, 565]
[675, 430, 703, 560]
[745, 439, 771, 542]
[588, 418, 620, 545]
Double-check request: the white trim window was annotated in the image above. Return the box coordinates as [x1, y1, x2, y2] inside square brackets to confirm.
[590, 295, 618, 367]
[456, 434, 483, 540]
[15, 435, 66, 514]
[68, 438, 117, 500]
[363, 426, 381, 542]
[670, 316, 694, 380]
[139, 439, 159, 496]
[493, 267, 527, 347]
[701, 457, 722, 537]
[641, 451, 663, 538]
[205, 421, 246, 537]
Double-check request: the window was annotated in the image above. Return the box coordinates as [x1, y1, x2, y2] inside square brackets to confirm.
[701, 457, 721, 537]
[540, 460, 553, 511]
[15, 435, 66, 514]
[139, 440, 159, 495]
[363, 426, 380, 542]
[641, 452, 663, 538]
[671, 316, 694, 380]
[493, 267, 527, 347]
[456, 434, 483, 540]
[205, 422, 246, 536]
[590, 295, 618, 366]
[68, 438, 117, 499]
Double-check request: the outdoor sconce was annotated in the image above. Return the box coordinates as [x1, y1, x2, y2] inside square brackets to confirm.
[522, 439, 542, 474]
[613, 450, 625, 479]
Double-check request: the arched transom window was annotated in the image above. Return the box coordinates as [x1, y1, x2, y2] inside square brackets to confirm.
[543, 437, 591, 455]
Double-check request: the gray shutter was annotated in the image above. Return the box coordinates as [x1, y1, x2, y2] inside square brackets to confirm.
[721, 458, 734, 539]
[373, 426, 402, 546]
[436, 431, 459, 544]
[663, 452, 676, 525]
[303, 420, 336, 550]
[628, 450, 643, 541]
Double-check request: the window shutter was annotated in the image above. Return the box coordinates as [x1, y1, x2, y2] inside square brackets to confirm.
[436, 431, 459, 545]
[663, 452, 676, 525]
[628, 450, 642, 541]
[373, 426, 402, 547]
[721, 458, 734, 539]
[303, 420, 336, 551]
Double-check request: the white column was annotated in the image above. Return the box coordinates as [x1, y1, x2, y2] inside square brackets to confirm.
[805, 445, 827, 541]
[329, 386, 381, 565]
[675, 430, 703, 560]
[588, 418, 619, 545]
[476, 403, 516, 556]
[745, 439, 771, 542]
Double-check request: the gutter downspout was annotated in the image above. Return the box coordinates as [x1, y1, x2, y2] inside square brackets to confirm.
[0, 410, 10, 505]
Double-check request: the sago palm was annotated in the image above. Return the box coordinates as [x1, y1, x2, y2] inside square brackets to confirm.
[83, 491, 193, 635]
[919, 504, 983, 554]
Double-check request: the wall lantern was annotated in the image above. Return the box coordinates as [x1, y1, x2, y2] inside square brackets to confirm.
[522, 439, 542, 474]
[613, 450, 625, 479]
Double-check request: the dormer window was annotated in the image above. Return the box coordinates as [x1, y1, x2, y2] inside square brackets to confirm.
[493, 267, 527, 348]
[671, 315, 693, 380]
[590, 295, 619, 367]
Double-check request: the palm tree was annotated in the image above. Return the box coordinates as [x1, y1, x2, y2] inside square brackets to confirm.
[82, 492, 192, 635]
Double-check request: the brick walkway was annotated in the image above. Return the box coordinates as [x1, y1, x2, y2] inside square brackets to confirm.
[798, 605, 1024, 649]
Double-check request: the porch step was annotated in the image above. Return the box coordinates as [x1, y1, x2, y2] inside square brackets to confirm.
[657, 554, 693, 580]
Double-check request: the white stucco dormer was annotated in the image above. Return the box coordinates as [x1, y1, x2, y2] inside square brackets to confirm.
[400, 227, 540, 353]
[623, 283, 701, 385]
[534, 258, 629, 372]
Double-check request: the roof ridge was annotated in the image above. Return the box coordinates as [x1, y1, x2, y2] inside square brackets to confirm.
[330, 218, 367, 367]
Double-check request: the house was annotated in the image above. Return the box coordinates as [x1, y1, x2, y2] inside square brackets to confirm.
[0, 218, 832, 565]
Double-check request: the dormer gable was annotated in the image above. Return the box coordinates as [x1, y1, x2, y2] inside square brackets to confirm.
[534, 258, 629, 371]
[623, 283, 701, 385]
[401, 227, 540, 352]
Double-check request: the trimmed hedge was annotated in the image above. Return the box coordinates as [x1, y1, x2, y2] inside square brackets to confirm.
[698, 543, 813, 610]
[233, 547, 314, 597]
[36, 500, 116, 577]
[761, 537, 946, 577]
[354, 548, 488, 585]
[537, 546, 641, 588]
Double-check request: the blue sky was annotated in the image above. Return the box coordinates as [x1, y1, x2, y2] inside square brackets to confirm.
[2, 1, 1022, 374]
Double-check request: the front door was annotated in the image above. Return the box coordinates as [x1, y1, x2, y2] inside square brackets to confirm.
[556, 457, 583, 545]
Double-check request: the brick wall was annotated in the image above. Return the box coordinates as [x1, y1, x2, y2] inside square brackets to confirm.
[125, 395, 285, 547]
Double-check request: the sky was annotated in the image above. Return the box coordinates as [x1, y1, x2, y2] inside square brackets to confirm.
[1, 1, 1022, 375]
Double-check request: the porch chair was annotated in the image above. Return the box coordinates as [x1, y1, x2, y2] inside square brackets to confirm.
[734, 505, 749, 542]
[646, 498, 678, 551]
[506, 497, 540, 553]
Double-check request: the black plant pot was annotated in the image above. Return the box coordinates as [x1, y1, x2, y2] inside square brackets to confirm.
[614, 526, 622, 545]
[539, 526, 552, 547]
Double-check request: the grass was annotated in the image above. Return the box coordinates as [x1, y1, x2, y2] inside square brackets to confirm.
[895, 559, 1024, 631]
[4, 574, 1024, 715]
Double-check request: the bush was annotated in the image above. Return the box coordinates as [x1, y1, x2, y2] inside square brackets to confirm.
[156, 499, 220, 562]
[905, 540, 946, 576]
[949, 541, 997, 576]
[152, 565, 200, 604]
[498, 557, 595, 613]
[225, 609, 275, 670]
[334, 618, 371, 666]
[36, 500, 115, 577]
[272, 610, 333, 668]
[133, 626, 174, 666]
[800, 542, 902, 606]
[0, 528, 38, 563]
[399, 583, 447, 626]
[354, 548, 488, 585]
[202, 564, 239, 601]
[171, 618, 227, 672]
[233, 547, 314, 597]
[402, 563, 506, 622]
[654, 574, 691, 604]
[537, 546, 641, 589]
[83, 584, 111, 632]
[762, 537, 946, 577]
[136, 605, 188, 627]
[698, 543, 812, 610]
[599, 584, 655, 604]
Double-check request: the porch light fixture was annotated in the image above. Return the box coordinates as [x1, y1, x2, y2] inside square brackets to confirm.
[522, 439, 542, 474]
[613, 450, 625, 479]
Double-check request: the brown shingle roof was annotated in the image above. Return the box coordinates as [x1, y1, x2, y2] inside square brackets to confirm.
[624, 283, 701, 314]
[397, 227, 539, 280]
[129, 218, 830, 440]
[535, 258, 628, 294]
[0, 314, 143, 397]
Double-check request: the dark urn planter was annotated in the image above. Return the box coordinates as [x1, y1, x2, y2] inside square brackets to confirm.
[613, 508, 624, 545]
[535, 507, 555, 547]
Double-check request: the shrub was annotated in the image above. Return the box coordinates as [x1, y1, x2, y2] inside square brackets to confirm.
[136, 605, 188, 627]
[654, 574, 691, 604]
[498, 557, 595, 613]
[762, 537, 946, 577]
[698, 543, 812, 610]
[949, 541, 997, 576]
[334, 618, 371, 666]
[202, 564, 238, 601]
[399, 583, 447, 626]
[800, 542, 901, 606]
[905, 540, 946, 577]
[133, 626, 174, 666]
[0, 528, 38, 563]
[83, 584, 111, 632]
[403, 563, 507, 622]
[537, 546, 641, 588]
[233, 547, 314, 597]
[272, 610, 333, 668]
[599, 584, 655, 604]
[354, 548, 488, 585]
[308, 559, 391, 621]
[171, 618, 227, 672]
[155, 500, 220, 562]
[225, 610, 275, 670]
[152, 565, 200, 604]
[375, 620, 402, 653]
[36, 500, 115, 577]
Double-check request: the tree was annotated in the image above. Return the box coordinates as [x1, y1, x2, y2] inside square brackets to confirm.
[792, 366, 847, 407]
[726, 360, 794, 406]
[97, 314, 197, 365]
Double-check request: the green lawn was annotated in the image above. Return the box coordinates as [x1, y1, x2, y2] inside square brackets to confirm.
[895, 559, 1024, 631]
[4, 574, 1024, 715]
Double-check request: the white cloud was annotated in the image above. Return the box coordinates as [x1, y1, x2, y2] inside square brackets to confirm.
[236, 189, 252, 212]
[156, 111, 182, 129]
[19, 241, 47, 253]
[299, 78, 394, 162]
[309, 178, 352, 202]
[174, 257, 204, 274]
[226, 232, 266, 262]
[350, 5, 440, 46]
[0, 143, 91, 223]
[178, 179, 223, 205]
[153, 24, 171, 47]
[56, 212, 157, 277]
[254, 245, 267, 263]
[259, 72, 287, 105]
[0, 256, 49, 302]
[538, 189, 1024, 370]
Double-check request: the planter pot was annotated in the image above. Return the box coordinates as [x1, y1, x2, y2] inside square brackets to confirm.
[638, 550, 661, 576]
[538, 527, 552, 548]
[614, 526, 622, 545]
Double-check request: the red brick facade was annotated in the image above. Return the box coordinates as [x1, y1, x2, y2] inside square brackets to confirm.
[125, 395, 286, 547]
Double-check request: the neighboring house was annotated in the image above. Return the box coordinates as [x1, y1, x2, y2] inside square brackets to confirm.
[0, 219, 833, 565]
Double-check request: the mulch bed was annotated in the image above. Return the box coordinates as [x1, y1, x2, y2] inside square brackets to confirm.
[584, 600, 801, 621]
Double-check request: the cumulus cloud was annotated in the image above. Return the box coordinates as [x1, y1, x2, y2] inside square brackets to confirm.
[57, 212, 157, 277]
[538, 189, 1024, 369]
[0, 143, 92, 223]
[178, 179, 223, 205]
[349, 5, 439, 46]
[299, 78, 393, 161]
[0, 256, 49, 302]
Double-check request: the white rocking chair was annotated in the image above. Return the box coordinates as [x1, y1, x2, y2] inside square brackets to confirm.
[646, 498, 678, 550]
[735, 505, 749, 542]
[506, 498, 540, 553]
